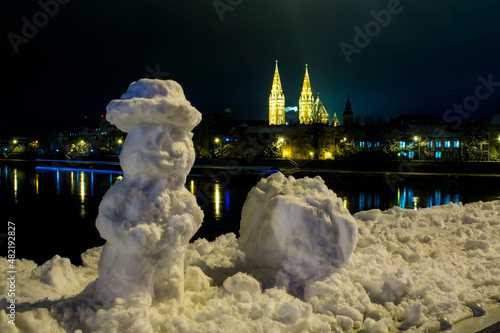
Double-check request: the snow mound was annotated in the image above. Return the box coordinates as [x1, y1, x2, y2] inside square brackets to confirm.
[239, 172, 358, 293]
[1, 199, 500, 332]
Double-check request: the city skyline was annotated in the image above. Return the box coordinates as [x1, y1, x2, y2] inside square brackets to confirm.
[4, 1, 500, 137]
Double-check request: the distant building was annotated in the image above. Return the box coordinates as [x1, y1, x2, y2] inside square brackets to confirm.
[269, 62, 345, 126]
[342, 94, 354, 128]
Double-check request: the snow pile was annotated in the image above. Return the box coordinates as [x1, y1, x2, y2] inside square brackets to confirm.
[94, 78, 203, 310]
[1, 200, 500, 332]
[239, 172, 358, 294]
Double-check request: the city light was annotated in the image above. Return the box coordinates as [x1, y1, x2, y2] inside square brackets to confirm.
[118, 139, 123, 144]
[279, 138, 284, 142]
[13, 140, 17, 144]
[215, 138, 219, 143]
[414, 136, 419, 141]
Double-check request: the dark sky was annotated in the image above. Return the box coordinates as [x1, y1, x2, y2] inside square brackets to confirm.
[3, 0, 500, 137]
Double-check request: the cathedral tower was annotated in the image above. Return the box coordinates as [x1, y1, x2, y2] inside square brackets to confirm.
[299, 64, 314, 124]
[269, 60, 285, 125]
[343, 93, 354, 127]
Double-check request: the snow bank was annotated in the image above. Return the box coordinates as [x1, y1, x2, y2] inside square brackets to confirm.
[239, 172, 358, 294]
[1, 199, 500, 332]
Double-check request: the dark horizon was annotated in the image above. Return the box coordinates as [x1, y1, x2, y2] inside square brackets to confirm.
[4, 1, 500, 138]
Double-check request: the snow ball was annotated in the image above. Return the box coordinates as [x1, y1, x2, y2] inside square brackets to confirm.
[239, 172, 358, 291]
[106, 79, 202, 132]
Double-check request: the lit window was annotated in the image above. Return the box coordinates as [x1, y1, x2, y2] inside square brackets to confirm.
[409, 141, 414, 148]
[367, 142, 372, 148]
[435, 141, 442, 148]
[409, 151, 414, 158]
[435, 151, 442, 158]
[359, 142, 365, 148]
[400, 141, 406, 148]
[444, 141, 451, 148]
[453, 140, 460, 148]
[374, 142, 380, 148]
[427, 141, 433, 148]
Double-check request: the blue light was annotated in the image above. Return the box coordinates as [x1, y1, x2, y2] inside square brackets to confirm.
[35, 166, 122, 174]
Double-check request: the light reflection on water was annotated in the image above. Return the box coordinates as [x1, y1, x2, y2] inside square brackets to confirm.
[0, 165, 499, 215]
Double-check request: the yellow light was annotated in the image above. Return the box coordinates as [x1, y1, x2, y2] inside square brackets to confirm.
[13, 140, 17, 144]
[498, 135, 500, 142]
[327, 152, 331, 157]
[343, 137, 347, 141]
[215, 138, 219, 143]
[80, 140, 84, 144]
[279, 138, 284, 142]
[118, 139, 123, 144]
[414, 136, 418, 141]
[309, 152, 313, 156]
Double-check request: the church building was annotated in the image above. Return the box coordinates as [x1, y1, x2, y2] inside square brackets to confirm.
[269, 61, 345, 126]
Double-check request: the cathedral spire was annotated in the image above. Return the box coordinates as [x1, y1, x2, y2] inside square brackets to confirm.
[299, 64, 314, 124]
[269, 60, 285, 125]
[301, 64, 312, 95]
[271, 60, 282, 92]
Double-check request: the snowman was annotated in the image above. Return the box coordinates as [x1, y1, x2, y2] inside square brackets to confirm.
[94, 79, 203, 305]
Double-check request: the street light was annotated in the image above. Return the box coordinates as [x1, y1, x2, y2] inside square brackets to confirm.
[414, 136, 420, 160]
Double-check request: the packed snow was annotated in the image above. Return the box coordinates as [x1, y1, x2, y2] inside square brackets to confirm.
[1, 79, 500, 332]
[95, 79, 203, 309]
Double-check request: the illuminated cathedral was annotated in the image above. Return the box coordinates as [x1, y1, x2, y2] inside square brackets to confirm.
[269, 61, 340, 126]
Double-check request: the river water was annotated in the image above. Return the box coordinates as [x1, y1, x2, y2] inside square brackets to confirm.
[1, 163, 499, 265]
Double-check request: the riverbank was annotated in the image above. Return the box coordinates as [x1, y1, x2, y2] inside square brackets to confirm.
[1, 155, 499, 179]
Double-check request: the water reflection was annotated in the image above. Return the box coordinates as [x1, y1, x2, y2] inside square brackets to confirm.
[13, 168, 18, 203]
[2, 165, 499, 223]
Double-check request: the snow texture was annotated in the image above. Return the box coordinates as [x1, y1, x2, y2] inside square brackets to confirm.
[94, 79, 203, 308]
[1, 200, 500, 332]
[239, 172, 358, 294]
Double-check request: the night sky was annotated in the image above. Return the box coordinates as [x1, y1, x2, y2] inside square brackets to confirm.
[3, 0, 500, 137]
